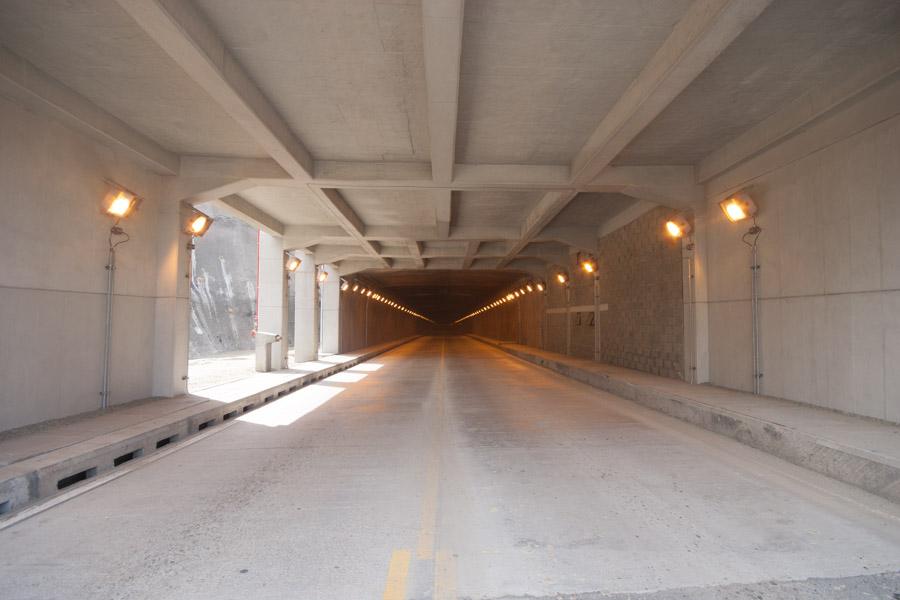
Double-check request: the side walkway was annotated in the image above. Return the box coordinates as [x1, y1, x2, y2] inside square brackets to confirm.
[469, 335, 900, 504]
[0, 336, 417, 516]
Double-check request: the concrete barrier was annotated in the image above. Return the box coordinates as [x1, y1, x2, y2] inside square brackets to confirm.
[470, 335, 900, 505]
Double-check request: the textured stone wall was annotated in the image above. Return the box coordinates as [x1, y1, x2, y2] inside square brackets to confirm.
[596, 206, 684, 379]
[458, 206, 685, 381]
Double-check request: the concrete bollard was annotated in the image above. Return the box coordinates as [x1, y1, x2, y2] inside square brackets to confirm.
[254, 331, 282, 372]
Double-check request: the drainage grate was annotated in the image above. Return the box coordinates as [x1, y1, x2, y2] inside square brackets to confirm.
[0, 500, 10, 515]
[264, 395, 274, 403]
[57, 467, 97, 490]
[156, 435, 176, 449]
[242, 404, 255, 413]
[197, 419, 215, 431]
[113, 449, 143, 467]
[223, 410, 238, 421]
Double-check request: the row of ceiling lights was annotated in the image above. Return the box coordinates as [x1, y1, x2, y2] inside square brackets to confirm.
[454, 280, 546, 324]
[340, 280, 435, 323]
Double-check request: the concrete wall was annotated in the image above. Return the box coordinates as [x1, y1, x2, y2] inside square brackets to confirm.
[339, 291, 425, 353]
[0, 95, 163, 431]
[703, 110, 900, 423]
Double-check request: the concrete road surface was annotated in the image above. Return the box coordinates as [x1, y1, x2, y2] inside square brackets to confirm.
[2, 337, 899, 599]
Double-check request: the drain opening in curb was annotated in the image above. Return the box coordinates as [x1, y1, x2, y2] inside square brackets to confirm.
[156, 435, 176, 449]
[197, 419, 215, 431]
[57, 467, 97, 490]
[0, 500, 11, 515]
[242, 405, 255, 413]
[113, 449, 143, 467]
[223, 410, 238, 421]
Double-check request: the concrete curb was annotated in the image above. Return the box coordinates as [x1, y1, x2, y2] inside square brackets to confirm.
[0, 336, 418, 518]
[469, 335, 900, 504]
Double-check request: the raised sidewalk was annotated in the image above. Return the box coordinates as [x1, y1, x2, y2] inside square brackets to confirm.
[0, 336, 416, 517]
[470, 334, 900, 504]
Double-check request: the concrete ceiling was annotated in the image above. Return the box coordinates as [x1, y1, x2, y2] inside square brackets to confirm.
[455, 0, 694, 165]
[0, 0, 264, 157]
[2, 0, 897, 319]
[616, 0, 900, 165]
[193, 0, 431, 162]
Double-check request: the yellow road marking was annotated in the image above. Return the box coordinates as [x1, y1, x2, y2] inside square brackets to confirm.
[382, 549, 411, 600]
[434, 550, 457, 600]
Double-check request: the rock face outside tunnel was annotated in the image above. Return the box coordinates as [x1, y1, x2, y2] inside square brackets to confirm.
[189, 206, 260, 359]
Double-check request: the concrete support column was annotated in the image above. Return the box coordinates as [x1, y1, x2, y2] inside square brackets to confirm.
[684, 201, 711, 383]
[320, 264, 340, 355]
[152, 200, 192, 397]
[293, 255, 319, 363]
[257, 231, 288, 369]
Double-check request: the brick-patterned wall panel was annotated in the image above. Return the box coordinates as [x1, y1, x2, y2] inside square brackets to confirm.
[596, 206, 684, 379]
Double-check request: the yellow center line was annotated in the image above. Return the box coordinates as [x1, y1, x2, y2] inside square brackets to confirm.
[382, 549, 411, 600]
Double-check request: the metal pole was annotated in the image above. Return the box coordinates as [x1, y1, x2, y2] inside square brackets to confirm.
[751, 243, 761, 394]
[565, 285, 571, 356]
[101, 246, 115, 410]
[591, 277, 598, 359]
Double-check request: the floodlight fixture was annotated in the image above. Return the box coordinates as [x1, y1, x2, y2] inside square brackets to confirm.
[719, 192, 757, 223]
[665, 215, 692, 238]
[185, 209, 213, 237]
[285, 256, 302, 272]
[579, 253, 598, 274]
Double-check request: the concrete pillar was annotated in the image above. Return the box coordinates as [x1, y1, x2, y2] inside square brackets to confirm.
[293, 255, 319, 363]
[320, 264, 340, 355]
[257, 232, 288, 369]
[684, 201, 711, 383]
[152, 200, 192, 397]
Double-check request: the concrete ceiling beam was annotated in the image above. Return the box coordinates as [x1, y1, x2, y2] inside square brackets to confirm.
[114, 0, 314, 180]
[407, 241, 426, 269]
[0, 47, 179, 175]
[462, 241, 480, 269]
[570, 0, 773, 186]
[587, 166, 701, 207]
[283, 225, 353, 250]
[496, 190, 578, 268]
[213, 194, 285, 237]
[309, 187, 391, 268]
[423, 0, 465, 185]
[434, 189, 452, 238]
[338, 259, 394, 277]
[453, 163, 570, 189]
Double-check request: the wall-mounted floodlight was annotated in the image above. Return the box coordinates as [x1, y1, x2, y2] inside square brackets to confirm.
[285, 256, 302, 273]
[105, 189, 140, 219]
[366, 290, 373, 297]
[665, 215, 692, 238]
[185, 209, 213, 237]
[535, 281, 545, 292]
[352, 283, 360, 292]
[317, 269, 328, 283]
[578, 253, 598, 274]
[525, 283, 534, 292]
[719, 192, 757, 223]
[556, 271, 569, 285]
[340, 279, 350, 291]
